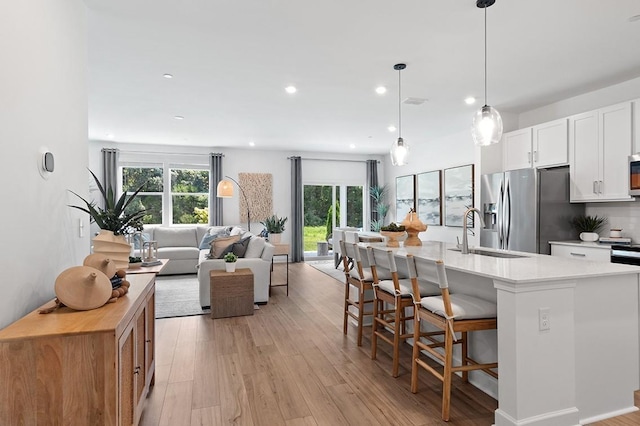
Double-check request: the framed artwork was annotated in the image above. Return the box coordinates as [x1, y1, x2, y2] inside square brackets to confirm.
[239, 173, 273, 223]
[416, 170, 442, 226]
[395, 174, 415, 221]
[444, 164, 474, 227]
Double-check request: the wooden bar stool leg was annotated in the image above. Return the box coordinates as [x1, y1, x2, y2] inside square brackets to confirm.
[442, 325, 454, 422]
[392, 298, 402, 377]
[411, 316, 421, 393]
[357, 285, 365, 346]
[371, 298, 380, 360]
[461, 331, 469, 383]
[343, 281, 350, 336]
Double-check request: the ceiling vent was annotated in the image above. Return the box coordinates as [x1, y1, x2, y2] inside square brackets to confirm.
[403, 97, 428, 105]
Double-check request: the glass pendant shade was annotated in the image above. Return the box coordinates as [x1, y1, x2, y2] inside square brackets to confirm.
[471, 105, 503, 146]
[390, 137, 409, 166]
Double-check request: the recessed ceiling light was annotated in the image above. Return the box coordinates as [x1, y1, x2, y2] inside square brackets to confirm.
[349, 144, 356, 149]
[174, 115, 184, 120]
[163, 73, 174, 79]
[465, 97, 477, 105]
[375, 86, 387, 94]
[249, 141, 255, 147]
[629, 14, 640, 22]
[388, 125, 397, 132]
[285, 85, 297, 94]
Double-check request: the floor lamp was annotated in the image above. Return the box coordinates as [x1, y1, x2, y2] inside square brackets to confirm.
[217, 175, 251, 231]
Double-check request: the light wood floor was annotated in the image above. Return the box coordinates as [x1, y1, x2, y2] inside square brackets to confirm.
[140, 262, 640, 426]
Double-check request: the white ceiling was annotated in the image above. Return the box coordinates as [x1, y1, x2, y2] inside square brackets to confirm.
[86, 0, 640, 155]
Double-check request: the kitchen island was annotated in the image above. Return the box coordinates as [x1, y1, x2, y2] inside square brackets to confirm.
[366, 241, 640, 426]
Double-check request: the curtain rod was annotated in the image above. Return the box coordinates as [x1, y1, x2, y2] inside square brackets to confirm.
[117, 150, 215, 156]
[287, 157, 379, 164]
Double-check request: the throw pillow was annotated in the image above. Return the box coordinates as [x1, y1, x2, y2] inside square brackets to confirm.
[244, 236, 266, 258]
[199, 227, 231, 249]
[219, 235, 252, 258]
[230, 226, 245, 236]
[209, 235, 241, 258]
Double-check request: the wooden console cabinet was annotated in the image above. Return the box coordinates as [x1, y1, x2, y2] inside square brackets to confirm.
[0, 273, 156, 426]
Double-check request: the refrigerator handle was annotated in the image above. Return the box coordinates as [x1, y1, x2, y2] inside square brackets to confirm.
[505, 180, 512, 249]
[497, 182, 504, 248]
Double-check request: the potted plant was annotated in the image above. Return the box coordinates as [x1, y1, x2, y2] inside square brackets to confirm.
[380, 223, 406, 248]
[571, 215, 607, 242]
[128, 256, 142, 270]
[69, 169, 147, 268]
[260, 214, 287, 244]
[224, 252, 238, 272]
[370, 185, 390, 232]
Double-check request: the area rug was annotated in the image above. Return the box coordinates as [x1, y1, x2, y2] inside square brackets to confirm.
[155, 275, 210, 319]
[306, 260, 345, 283]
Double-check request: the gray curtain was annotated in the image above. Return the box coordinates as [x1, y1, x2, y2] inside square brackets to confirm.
[366, 159, 379, 231]
[101, 148, 119, 207]
[209, 153, 224, 226]
[290, 156, 304, 262]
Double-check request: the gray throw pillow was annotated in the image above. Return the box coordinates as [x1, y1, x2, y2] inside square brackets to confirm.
[219, 236, 252, 258]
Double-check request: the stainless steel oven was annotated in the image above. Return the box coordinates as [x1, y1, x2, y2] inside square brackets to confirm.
[611, 245, 640, 266]
[629, 154, 640, 196]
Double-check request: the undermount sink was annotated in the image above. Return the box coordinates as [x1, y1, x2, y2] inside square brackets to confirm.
[449, 247, 528, 259]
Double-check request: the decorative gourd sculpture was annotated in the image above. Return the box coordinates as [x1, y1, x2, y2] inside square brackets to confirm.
[401, 208, 427, 246]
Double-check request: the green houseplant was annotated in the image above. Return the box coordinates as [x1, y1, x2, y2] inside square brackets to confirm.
[370, 185, 390, 232]
[69, 169, 148, 268]
[261, 214, 287, 243]
[571, 215, 607, 242]
[224, 252, 238, 272]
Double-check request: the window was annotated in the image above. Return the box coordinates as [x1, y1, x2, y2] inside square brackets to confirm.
[122, 166, 163, 225]
[170, 168, 209, 224]
[121, 165, 209, 225]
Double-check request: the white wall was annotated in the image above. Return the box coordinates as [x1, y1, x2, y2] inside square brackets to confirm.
[383, 130, 481, 245]
[0, 2, 88, 328]
[88, 141, 384, 245]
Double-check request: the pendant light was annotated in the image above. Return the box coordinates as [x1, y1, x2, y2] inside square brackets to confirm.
[471, 0, 503, 146]
[390, 63, 409, 166]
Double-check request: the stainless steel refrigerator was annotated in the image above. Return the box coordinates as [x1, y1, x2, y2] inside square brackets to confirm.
[479, 166, 584, 254]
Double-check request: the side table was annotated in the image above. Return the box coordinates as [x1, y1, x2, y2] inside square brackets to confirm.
[210, 268, 254, 319]
[270, 243, 289, 296]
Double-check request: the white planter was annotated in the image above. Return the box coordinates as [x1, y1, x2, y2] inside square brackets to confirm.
[579, 232, 599, 242]
[225, 263, 236, 273]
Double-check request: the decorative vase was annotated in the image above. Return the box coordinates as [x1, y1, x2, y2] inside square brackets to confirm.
[269, 233, 282, 244]
[380, 231, 406, 248]
[225, 262, 237, 273]
[92, 230, 131, 269]
[401, 209, 427, 247]
[579, 232, 599, 242]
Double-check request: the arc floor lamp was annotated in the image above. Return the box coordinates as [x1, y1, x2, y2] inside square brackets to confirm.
[216, 175, 251, 231]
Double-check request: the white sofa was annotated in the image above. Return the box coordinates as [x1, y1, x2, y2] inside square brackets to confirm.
[143, 225, 210, 275]
[197, 234, 274, 307]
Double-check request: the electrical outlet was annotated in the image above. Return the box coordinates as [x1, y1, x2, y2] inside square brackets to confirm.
[539, 308, 551, 331]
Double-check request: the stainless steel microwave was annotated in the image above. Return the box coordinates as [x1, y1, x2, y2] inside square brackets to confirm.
[630, 154, 640, 196]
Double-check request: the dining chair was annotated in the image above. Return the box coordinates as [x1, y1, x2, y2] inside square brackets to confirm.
[340, 240, 374, 346]
[405, 254, 498, 421]
[366, 246, 439, 377]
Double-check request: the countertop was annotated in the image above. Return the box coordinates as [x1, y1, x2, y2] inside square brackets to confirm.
[361, 241, 639, 284]
[548, 240, 612, 250]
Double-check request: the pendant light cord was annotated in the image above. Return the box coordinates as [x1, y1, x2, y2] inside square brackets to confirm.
[398, 68, 402, 138]
[484, 6, 488, 106]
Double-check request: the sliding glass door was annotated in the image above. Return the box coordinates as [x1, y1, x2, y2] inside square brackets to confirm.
[303, 184, 363, 256]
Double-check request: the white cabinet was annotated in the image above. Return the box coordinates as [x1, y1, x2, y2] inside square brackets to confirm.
[503, 119, 568, 171]
[503, 128, 532, 171]
[550, 243, 610, 262]
[569, 102, 633, 202]
[633, 98, 640, 153]
[532, 118, 568, 168]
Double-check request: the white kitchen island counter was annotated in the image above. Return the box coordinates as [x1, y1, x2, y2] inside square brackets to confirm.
[363, 241, 640, 426]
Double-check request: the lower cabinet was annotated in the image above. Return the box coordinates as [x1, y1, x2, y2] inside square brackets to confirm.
[0, 273, 156, 426]
[550, 243, 611, 262]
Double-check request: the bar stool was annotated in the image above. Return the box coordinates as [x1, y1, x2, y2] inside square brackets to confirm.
[406, 254, 498, 421]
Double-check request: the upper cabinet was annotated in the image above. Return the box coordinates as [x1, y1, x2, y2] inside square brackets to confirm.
[503, 119, 568, 171]
[633, 98, 640, 153]
[569, 102, 633, 202]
